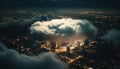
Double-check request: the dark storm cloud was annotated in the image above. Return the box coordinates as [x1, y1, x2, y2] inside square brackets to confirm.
[102, 29, 120, 46]
[0, 17, 31, 27]
[0, 43, 69, 69]
[0, 14, 53, 28]
[0, 43, 7, 52]
[30, 18, 97, 38]
[0, 14, 54, 35]
[0, 17, 33, 35]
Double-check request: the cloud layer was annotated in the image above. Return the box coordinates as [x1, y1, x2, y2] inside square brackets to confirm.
[30, 18, 97, 38]
[102, 29, 120, 46]
[0, 43, 69, 69]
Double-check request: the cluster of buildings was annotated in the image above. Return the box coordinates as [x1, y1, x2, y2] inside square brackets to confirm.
[35, 39, 85, 53]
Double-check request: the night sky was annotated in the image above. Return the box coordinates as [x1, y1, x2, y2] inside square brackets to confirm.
[0, 0, 120, 8]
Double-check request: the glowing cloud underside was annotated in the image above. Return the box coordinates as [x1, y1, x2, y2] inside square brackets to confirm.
[30, 18, 97, 38]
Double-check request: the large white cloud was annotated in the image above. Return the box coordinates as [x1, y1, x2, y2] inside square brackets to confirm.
[0, 43, 69, 69]
[30, 18, 97, 38]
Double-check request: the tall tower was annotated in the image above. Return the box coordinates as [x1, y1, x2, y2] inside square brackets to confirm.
[50, 40, 56, 52]
[67, 46, 70, 53]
